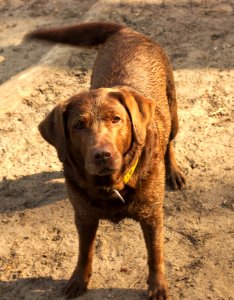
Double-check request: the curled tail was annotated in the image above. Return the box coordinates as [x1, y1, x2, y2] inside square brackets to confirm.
[26, 22, 124, 47]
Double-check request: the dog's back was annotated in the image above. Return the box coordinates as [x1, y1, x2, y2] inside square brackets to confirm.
[91, 28, 167, 94]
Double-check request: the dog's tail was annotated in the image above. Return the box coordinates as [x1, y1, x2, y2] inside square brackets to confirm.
[25, 22, 124, 48]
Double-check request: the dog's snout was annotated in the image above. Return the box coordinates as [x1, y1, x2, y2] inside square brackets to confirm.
[94, 149, 112, 161]
[85, 145, 122, 176]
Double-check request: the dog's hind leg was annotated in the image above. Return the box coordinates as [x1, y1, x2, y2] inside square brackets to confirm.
[164, 62, 186, 190]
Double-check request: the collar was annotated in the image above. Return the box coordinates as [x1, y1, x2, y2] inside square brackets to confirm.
[123, 158, 139, 184]
[113, 158, 139, 203]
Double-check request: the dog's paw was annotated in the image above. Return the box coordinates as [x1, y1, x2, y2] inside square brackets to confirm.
[148, 284, 170, 300]
[167, 165, 186, 190]
[147, 275, 171, 300]
[63, 276, 87, 299]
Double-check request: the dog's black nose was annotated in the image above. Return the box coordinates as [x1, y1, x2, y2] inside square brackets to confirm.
[94, 150, 112, 161]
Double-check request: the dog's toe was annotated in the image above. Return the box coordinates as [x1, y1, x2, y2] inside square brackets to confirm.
[148, 285, 171, 300]
[167, 166, 186, 190]
[63, 277, 87, 299]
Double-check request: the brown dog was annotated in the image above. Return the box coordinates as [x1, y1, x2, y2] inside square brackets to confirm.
[27, 22, 185, 300]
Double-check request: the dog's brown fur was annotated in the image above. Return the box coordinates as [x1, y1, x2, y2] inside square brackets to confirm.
[28, 22, 186, 300]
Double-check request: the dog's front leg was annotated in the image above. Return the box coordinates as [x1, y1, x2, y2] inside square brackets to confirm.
[64, 219, 99, 299]
[140, 214, 170, 300]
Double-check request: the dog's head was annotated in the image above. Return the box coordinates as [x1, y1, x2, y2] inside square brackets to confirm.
[39, 87, 155, 180]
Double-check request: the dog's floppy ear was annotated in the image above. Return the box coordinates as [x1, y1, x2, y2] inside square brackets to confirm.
[38, 103, 67, 162]
[110, 87, 155, 145]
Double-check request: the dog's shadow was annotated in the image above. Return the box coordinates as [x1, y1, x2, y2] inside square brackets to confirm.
[0, 277, 146, 300]
[0, 171, 67, 213]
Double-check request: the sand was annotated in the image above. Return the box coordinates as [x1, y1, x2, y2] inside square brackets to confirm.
[0, 0, 233, 299]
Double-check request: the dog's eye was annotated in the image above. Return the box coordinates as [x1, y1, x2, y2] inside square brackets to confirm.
[112, 116, 121, 123]
[74, 121, 85, 129]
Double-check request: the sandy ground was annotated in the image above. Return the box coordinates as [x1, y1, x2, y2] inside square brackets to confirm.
[0, 0, 233, 299]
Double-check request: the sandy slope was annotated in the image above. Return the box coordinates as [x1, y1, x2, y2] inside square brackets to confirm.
[0, 1, 233, 299]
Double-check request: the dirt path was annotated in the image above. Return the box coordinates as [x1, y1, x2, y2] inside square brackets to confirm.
[0, 1, 233, 300]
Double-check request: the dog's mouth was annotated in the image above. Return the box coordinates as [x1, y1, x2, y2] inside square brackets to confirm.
[97, 167, 117, 176]
[86, 156, 122, 177]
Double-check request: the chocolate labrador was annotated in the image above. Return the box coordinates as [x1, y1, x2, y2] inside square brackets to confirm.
[27, 22, 185, 300]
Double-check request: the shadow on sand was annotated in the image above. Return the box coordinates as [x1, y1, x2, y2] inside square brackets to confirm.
[0, 277, 146, 300]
